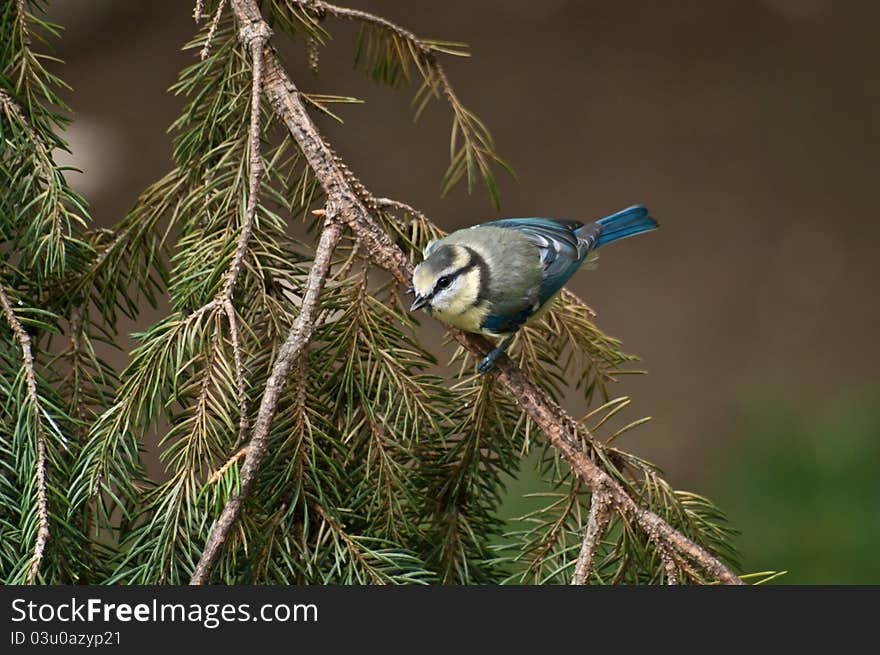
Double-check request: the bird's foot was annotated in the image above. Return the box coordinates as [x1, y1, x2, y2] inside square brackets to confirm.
[477, 335, 515, 375]
[477, 351, 499, 375]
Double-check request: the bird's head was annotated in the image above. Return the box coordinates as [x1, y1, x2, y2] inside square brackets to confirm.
[409, 243, 483, 315]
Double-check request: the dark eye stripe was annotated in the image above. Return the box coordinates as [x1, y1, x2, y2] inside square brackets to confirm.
[427, 248, 489, 306]
[429, 270, 462, 298]
[462, 247, 490, 303]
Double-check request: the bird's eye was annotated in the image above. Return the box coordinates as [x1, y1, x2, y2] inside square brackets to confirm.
[436, 275, 453, 290]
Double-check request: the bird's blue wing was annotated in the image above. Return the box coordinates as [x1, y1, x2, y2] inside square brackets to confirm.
[477, 218, 598, 303]
[481, 307, 537, 335]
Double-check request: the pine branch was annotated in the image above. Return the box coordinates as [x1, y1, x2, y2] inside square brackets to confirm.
[311, 501, 382, 585]
[63, 305, 86, 435]
[197, 0, 227, 60]
[215, 15, 271, 448]
[221, 300, 247, 447]
[207, 446, 248, 484]
[220, 15, 266, 301]
[0, 282, 48, 584]
[0, 88, 87, 278]
[662, 548, 679, 585]
[193, 0, 206, 22]
[519, 484, 583, 583]
[571, 488, 612, 585]
[0, 1, 746, 585]
[284, 0, 512, 208]
[190, 214, 342, 584]
[374, 197, 428, 229]
[13, 0, 29, 46]
[69, 17, 323, 583]
[2, 2, 92, 280]
[227, 0, 743, 585]
[0, 88, 34, 139]
[422, 373, 522, 583]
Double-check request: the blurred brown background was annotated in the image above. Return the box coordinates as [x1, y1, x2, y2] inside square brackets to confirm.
[49, 1, 879, 581]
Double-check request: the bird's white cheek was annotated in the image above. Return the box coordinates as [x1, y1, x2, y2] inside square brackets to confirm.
[428, 274, 483, 330]
[432, 295, 462, 315]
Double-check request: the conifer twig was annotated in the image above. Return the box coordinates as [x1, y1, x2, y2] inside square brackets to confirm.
[190, 214, 342, 584]
[64, 304, 92, 444]
[291, 0, 508, 207]
[291, 1, 431, 54]
[312, 502, 384, 585]
[0, 90, 34, 140]
[222, 15, 269, 296]
[198, 0, 227, 60]
[193, 0, 206, 22]
[208, 447, 248, 484]
[14, 0, 30, 46]
[0, 283, 49, 584]
[219, 15, 270, 449]
[223, 300, 248, 448]
[225, 0, 743, 585]
[560, 289, 598, 318]
[306, 0, 465, 110]
[1, 89, 59, 201]
[571, 488, 612, 585]
[662, 548, 679, 585]
[375, 197, 428, 229]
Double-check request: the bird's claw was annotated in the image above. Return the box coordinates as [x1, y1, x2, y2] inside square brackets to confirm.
[477, 354, 497, 375]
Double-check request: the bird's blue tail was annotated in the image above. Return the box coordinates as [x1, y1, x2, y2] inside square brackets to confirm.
[592, 205, 658, 248]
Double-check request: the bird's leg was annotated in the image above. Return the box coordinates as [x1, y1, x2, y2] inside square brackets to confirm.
[477, 334, 515, 375]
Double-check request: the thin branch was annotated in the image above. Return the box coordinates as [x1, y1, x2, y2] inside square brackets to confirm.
[190, 215, 342, 584]
[223, 299, 248, 449]
[0, 90, 35, 140]
[222, 15, 269, 297]
[0, 283, 49, 584]
[525, 485, 580, 580]
[193, 0, 206, 22]
[292, 0, 464, 65]
[66, 304, 86, 434]
[560, 288, 598, 318]
[1, 88, 59, 192]
[253, 498, 290, 583]
[291, 0, 508, 207]
[661, 548, 679, 585]
[571, 488, 612, 585]
[1, 90, 74, 264]
[14, 0, 30, 46]
[374, 197, 428, 230]
[79, 226, 134, 290]
[296, 1, 423, 45]
[202, 16, 271, 454]
[307, 36, 320, 73]
[312, 501, 383, 585]
[228, 0, 742, 585]
[199, 0, 227, 60]
[208, 446, 249, 484]
[374, 198, 427, 221]
[216, 13, 271, 445]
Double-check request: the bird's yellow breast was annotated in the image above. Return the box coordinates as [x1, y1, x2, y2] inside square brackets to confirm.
[430, 300, 490, 334]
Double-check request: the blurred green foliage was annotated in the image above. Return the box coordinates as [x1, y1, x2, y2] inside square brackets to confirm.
[710, 392, 880, 584]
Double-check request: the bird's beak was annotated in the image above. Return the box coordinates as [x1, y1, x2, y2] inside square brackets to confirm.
[409, 295, 428, 312]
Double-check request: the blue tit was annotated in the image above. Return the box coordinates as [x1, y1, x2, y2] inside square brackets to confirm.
[409, 205, 658, 373]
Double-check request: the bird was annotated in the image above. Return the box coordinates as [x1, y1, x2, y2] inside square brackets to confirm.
[408, 205, 658, 374]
